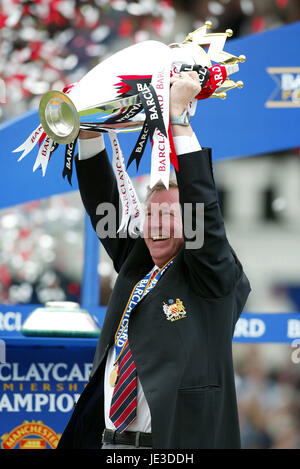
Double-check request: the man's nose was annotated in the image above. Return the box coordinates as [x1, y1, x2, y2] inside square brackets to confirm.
[149, 214, 162, 235]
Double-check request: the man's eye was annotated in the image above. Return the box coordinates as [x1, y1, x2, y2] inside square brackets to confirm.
[145, 211, 174, 217]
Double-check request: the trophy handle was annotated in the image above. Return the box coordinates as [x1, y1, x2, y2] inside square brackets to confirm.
[39, 90, 80, 144]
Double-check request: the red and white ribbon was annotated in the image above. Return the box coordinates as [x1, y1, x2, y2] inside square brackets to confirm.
[12, 124, 44, 161]
[149, 63, 171, 189]
[33, 135, 53, 176]
[126, 170, 143, 236]
[109, 132, 143, 235]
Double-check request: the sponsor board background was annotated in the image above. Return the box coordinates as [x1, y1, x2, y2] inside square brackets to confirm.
[0, 305, 99, 449]
[0, 305, 299, 449]
[0, 344, 95, 449]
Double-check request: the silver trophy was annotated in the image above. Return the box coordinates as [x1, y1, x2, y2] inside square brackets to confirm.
[13, 21, 246, 230]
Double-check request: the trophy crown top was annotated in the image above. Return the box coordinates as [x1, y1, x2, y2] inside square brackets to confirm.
[180, 22, 246, 99]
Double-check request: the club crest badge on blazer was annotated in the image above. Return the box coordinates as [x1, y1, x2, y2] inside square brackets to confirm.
[163, 299, 187, 322]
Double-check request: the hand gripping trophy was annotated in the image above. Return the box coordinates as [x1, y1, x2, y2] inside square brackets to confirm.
[13, 21, 245, 234]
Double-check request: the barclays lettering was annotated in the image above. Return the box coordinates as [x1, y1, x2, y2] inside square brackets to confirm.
[0, 393, 81, 413]
[0, 312, 22, 331]
[234, 318, 266, 339]
[0, 362, 93, 382]
[287, 319, 300, 339]
[0, 362, 93, 413]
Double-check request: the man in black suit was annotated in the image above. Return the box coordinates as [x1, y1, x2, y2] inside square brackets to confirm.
[58, 71, 251, 449]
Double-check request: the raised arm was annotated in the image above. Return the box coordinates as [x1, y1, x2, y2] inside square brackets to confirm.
[75, 131, 135, 272]
[170, 72, 243, 297]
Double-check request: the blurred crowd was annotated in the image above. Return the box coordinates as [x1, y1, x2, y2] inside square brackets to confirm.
[234, 344, 300, 449]
[0, 0, 300, 450]
[0, 0, 175, 121]
[0, 192, 84, 305]
[1, 0, 300, 122]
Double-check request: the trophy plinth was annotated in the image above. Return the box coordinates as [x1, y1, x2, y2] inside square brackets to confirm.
[21, 301, 101, 338]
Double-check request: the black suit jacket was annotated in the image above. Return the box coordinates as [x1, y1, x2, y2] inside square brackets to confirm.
[58, 147, 251, 449]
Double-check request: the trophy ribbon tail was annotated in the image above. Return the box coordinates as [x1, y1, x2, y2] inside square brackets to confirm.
[33, 135, 53, 176]
[148, 61, 171, 189]
[13, 124, 44, 161]
[126, 121, 149, 170]
[109, 132, 143, 235]
[62, 138, 78, 186]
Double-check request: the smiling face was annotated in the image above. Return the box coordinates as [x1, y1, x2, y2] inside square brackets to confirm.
[143, 187, 184, 268]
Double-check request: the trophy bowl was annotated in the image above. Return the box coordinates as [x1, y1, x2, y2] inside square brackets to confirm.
[39, 91, 80, 145]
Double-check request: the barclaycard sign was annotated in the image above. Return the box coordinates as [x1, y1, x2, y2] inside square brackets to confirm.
[233, 315, 300, 341]
[234, 317, 266, 339]
[266, 67, 300, 107]
[0, 334, 95, 449]
[0, 361, 93, 414]
[1, 306, 300, 343]
[0, 360, 93, 448]
[0, 311, 22, 332]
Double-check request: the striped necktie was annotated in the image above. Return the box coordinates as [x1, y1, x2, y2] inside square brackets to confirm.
[109, 340, 137, 433]
[109, 267, 159, 432]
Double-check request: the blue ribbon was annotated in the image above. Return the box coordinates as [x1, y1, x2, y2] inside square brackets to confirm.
[113, 258, 174, 365]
